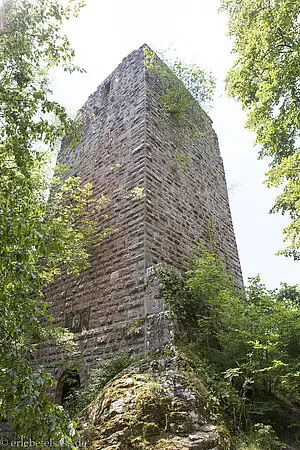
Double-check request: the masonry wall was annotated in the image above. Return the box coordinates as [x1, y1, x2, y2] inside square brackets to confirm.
[143, 56, 243, 349]
[42, 47, 149, 381]
[41, 45, 243, 385]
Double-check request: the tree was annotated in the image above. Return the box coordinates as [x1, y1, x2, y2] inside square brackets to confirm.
[158, 246, 300, 439]
[220, 0, 300, 259]
[0, 0, 104, 445]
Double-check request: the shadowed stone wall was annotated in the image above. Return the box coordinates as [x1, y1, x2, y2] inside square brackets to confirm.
[41, 45, 243, 386]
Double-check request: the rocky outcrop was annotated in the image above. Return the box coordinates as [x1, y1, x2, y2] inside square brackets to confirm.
[78, 349, 229, 449]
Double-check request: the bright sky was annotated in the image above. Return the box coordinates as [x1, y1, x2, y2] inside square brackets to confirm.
[52, 0, 299, 289]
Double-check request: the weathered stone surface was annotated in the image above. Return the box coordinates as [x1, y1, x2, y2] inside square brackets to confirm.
[78, 351, 229, 449]
[39, 45, 243, 392]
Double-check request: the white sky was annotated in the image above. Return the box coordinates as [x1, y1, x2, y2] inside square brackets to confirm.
[52, 0, 299, 288]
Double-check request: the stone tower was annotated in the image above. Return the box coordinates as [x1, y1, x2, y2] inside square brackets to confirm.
[43, 45, 243, 393]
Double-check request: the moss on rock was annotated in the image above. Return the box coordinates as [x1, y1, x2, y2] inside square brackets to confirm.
[78, 348, 230, 449]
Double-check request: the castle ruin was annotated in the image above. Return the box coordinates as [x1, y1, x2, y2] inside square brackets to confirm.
[42, 45, 243, 401]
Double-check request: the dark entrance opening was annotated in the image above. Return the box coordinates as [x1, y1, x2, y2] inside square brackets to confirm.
[55, 370, 80, 406]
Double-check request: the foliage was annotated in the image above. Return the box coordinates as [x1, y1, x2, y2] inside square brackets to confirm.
[128, 186, 145, 199]
[64, 354, 133, 417]
[266, 152, 300, 258]
[123, 315, 146, 337]
[0, 166, 104, 440]
[0, 0, 108, 446]
[158, 246, 300, 442]
[232, 423, 285, 450]
[144, 46, 215, 121]
[157, 247, 239, 351]
[220, 0, 300, 259]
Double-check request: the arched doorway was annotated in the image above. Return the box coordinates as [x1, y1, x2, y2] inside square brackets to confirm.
[55, 370, 80, 405]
